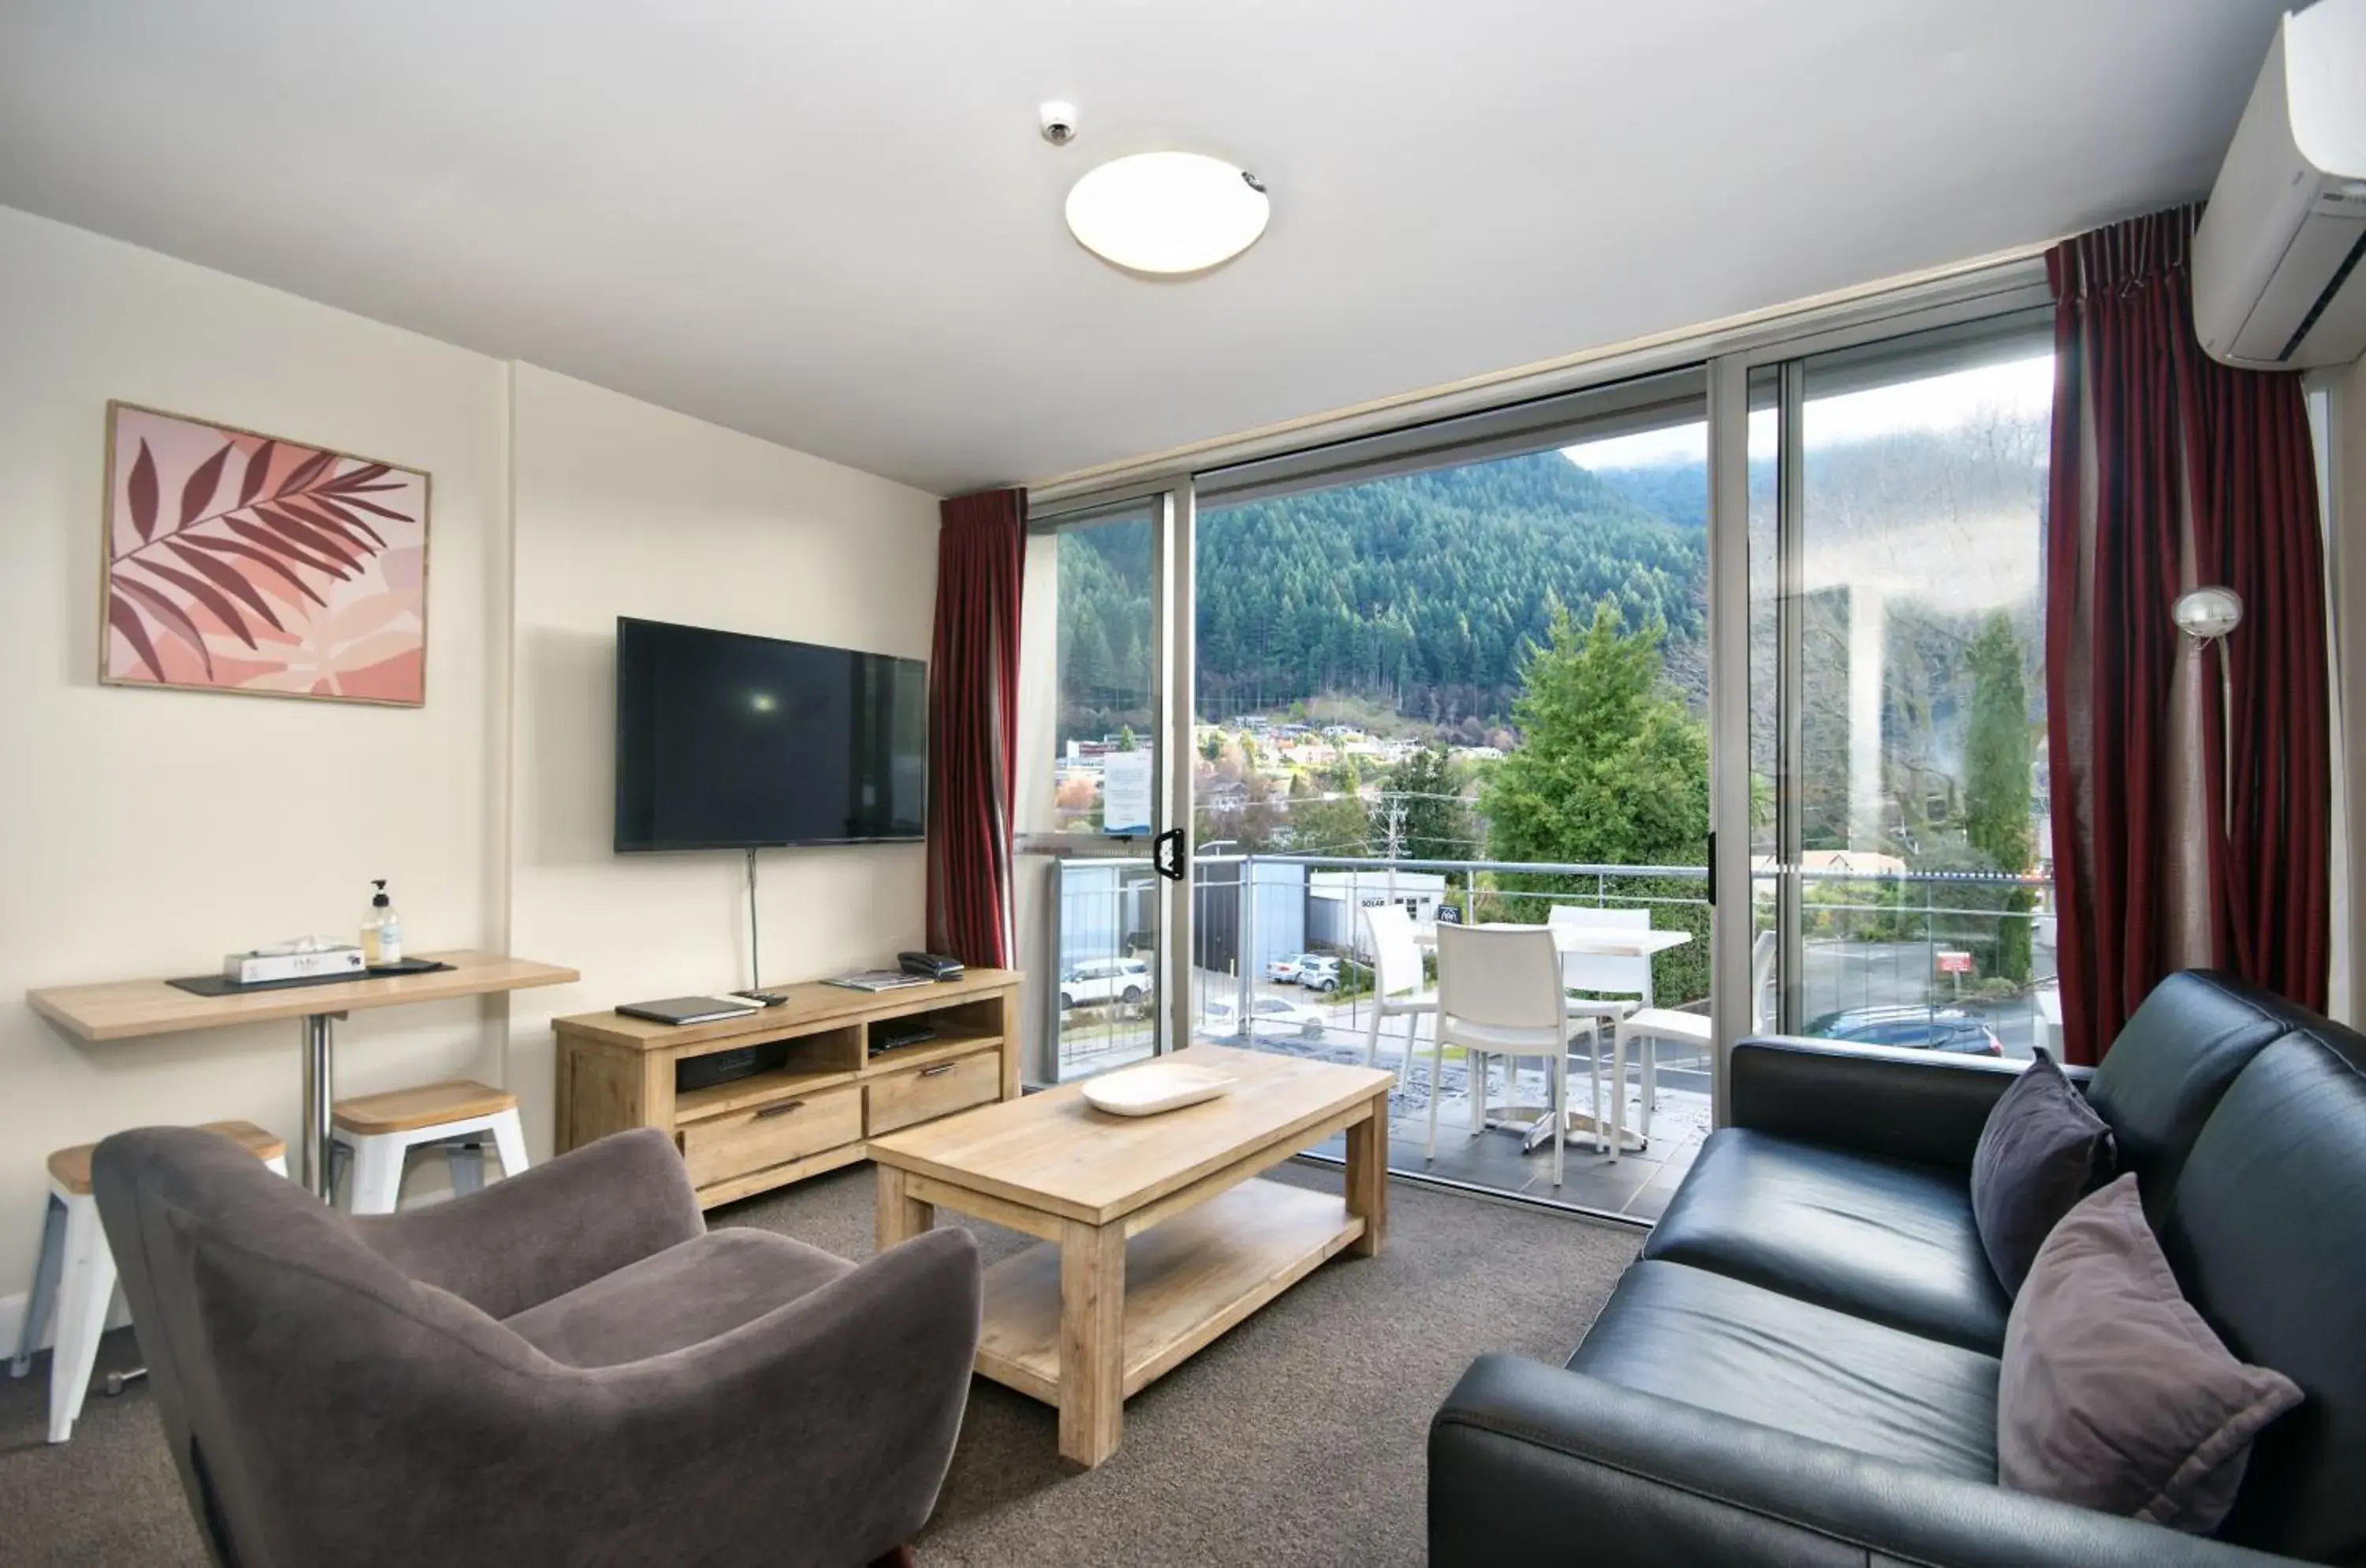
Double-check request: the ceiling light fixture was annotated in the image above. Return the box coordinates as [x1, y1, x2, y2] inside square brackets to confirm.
[1064, 151, 1270, 276]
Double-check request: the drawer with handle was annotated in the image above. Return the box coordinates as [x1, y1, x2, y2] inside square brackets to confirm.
[677, 1082, 862, 1189]
[868, 1047, 1000, 1135]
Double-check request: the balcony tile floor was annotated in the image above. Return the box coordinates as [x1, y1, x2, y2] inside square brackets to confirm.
[1224, 1030, 1711, 1223]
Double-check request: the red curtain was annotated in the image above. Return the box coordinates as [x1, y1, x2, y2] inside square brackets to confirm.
[926, 490, 1026, 968]
[2181, 317, 2331, 1010]
[2045, 206, 2329, 1063]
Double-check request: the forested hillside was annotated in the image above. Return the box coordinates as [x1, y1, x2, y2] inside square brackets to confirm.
[1193, 453, 1704, 725]
[1058, 417, 2047, 776]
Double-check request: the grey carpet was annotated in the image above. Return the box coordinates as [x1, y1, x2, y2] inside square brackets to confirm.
[0, 1160, 1639, 1566]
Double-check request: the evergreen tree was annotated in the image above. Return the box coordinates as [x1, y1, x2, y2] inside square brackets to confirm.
[1479, 602, 1709, 868]
[1477, 601, 1711, 1002]
[1962, 611, 2035, 982]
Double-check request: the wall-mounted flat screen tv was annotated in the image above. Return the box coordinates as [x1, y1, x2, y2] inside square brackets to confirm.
[614, 617, 927, 851]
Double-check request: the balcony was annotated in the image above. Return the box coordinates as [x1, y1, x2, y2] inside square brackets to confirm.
[1043, 853, 2055, 1223]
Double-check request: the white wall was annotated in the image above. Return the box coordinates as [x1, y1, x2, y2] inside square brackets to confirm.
[0, 207, 944, 1319]
[0, 206, 513, 1313]
[503, 367, 939, 1155]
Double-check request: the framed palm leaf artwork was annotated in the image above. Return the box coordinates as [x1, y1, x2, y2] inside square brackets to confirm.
[99, 401, 431, 705]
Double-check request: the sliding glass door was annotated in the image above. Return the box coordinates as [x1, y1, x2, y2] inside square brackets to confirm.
[1014, 496, 1175, 1084]
[1739, 312, 2059, 1067]
[1180, 370, 1719, 1220]
[1012, 265, 2058, 1227]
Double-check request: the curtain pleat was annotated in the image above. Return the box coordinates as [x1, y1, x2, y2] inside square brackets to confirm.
[926, 489, 1025, 967]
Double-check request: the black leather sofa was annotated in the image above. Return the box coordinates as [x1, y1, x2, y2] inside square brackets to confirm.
[1430, 971, 2366, 1567]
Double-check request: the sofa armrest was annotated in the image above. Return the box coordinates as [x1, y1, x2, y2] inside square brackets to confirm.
[352, 1126, 703, 1318]
[1730, 1033, 2088, 1170]
[1431, 1356, 2288, 1568]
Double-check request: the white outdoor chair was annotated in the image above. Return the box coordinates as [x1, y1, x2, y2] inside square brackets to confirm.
[1547, 905, 1655, 1018]
[1435, 924, 1592, 1186]
[1605, 929, 1778, 1159]
[1360, 905, 1437, 1084]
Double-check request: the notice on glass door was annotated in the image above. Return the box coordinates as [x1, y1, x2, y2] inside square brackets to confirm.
[1102, 749, 1152, 838]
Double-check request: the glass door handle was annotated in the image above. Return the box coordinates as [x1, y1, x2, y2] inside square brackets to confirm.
[1153, 828, 1186, 882]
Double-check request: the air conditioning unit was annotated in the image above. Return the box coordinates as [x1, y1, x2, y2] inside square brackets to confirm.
[2192, 0, 2366, 370]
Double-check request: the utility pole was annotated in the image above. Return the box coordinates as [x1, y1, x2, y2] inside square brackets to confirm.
[1381, 796, 1408, 935]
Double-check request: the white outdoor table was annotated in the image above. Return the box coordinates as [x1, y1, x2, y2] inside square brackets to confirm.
[1413, 920, 1693, 1152]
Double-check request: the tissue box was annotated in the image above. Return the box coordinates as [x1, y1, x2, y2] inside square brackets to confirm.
[224, 946, 366, 985]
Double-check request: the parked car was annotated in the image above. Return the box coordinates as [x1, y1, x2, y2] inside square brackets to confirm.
[1058, 958, 1153, 1013]
[1295, 955, 1344, 992]
[1802, 1004, 2004, 1056]
[1204, 995, 1326, 1039]
[1264, 952, 1321, 984]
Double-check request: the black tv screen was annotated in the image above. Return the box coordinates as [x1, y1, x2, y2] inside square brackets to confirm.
[614, 618, 927, 851]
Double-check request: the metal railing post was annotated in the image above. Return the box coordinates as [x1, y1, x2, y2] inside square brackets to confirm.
[1041, 860, 1065, 1085]
[1237, 855, 1255, 1040]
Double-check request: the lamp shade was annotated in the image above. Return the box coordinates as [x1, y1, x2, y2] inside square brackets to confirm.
[2172, 586, 2245, 641]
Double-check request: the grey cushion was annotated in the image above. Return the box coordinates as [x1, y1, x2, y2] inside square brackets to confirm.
[1641, 1127, 2012, 1353]
[1570, 1260, 2002, 1480]
[505, 1228, 854, 1367]
[1970, 1047, 2114, 1293]
[1998, 1175, 2302, 1533]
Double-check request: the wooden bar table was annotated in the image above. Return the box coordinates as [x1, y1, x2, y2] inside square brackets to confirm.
[28, 950, 578, 1199]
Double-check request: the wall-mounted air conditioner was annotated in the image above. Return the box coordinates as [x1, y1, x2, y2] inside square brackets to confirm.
[2192, 0, 2366, 370]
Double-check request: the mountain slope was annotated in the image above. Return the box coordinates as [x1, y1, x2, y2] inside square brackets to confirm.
[1192, 450, 1706, 724]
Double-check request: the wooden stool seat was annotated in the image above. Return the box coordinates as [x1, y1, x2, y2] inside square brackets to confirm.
[45, 1119, 287, 1197]
[329, 1079, 528, 1215]
[333, 1080, 518, 1136]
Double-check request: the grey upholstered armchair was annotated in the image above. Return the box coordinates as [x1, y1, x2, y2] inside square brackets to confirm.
[91, 1125, 981, 1568]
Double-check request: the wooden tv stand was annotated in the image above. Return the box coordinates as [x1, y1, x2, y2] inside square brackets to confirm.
[552, 969, 1021, 1209]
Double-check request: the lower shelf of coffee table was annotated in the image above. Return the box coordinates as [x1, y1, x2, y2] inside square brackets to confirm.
[974, 1178, 1362, 1404]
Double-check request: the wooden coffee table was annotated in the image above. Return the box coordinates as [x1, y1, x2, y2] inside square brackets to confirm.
[868, 1044, 1394, 1467]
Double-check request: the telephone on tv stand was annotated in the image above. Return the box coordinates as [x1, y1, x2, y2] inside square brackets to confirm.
[898, 951, 965, 981]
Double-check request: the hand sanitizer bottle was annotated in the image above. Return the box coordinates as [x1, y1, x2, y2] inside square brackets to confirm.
[363, 879, 404, 966]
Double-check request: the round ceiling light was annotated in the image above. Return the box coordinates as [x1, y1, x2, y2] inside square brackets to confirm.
[1064, 151, 1270, 276]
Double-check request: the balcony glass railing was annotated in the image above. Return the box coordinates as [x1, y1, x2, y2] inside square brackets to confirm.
[1045, 854, 2055, 1076]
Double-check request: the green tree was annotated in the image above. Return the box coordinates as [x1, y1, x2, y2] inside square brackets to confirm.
[1481, 602, 1709, 867]
[1385, 747, 1478, 861]
[1115, 725, 1138, 752]
[1289, 793, 1372, 858]
[1478, 601, 1711, 1002]
[1962, 611, 2035, 982]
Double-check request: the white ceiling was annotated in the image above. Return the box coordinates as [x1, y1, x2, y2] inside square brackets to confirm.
[0, 1, 2289, 495]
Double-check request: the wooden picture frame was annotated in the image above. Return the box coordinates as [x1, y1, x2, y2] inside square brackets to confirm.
[99, 400, 433, 706]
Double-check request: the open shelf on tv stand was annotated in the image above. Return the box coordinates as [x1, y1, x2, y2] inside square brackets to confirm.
[552, 969, 1022, 1208]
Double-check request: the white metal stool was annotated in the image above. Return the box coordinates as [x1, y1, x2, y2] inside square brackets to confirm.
[10, 1120, 286, 1443]
[328, 1080, 527, 1215]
